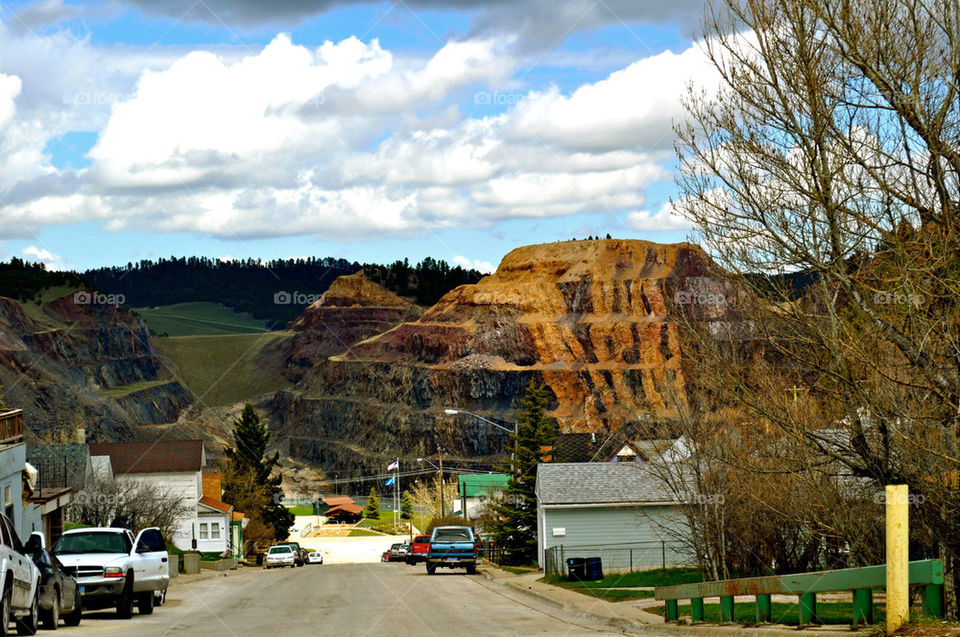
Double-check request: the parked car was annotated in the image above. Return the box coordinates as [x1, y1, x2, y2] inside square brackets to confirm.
[426, 526, 478, 575]
[386, 543, 406, 562]
[53, 527, 168, 618]
[264, 545, 296, 569]
[306, 551, 323, 565]
[381, 550, 390, 563]
[406, 535, 431, 565]
[24, 533, 81, 629]
[0, 512, 42, 635]
[279, 542, 306, 567]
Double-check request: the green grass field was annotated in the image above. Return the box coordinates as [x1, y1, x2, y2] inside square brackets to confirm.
[288, 506, 314, 516]
[101, 379, 172, 397]
[348, 529, 384, 537]
[136, 302, 268, 336]
[19, 285, 81, 327]
[542, 567, 702, 590]
[151, 331, 292, 406]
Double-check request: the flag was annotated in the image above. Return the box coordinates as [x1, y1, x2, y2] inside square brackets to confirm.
[385, 476, 395, 486]
[386, 460, 399, 471]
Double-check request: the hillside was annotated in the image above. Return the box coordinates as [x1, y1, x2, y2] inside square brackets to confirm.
[0, 289, 191, 441]
[137, 302, 269, 336]
[275, 239, 742, 482]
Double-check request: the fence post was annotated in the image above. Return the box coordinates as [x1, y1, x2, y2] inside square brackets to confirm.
[661, 541, 666, 569]
[630, 549, 633, 572]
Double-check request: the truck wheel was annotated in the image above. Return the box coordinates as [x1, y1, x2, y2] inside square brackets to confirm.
[40, 590, 58, 630]
[137, 592, 154, 615]
[15, 589, 38, 635]
[466, 565, 477, 575]
[116, 576, 134, 619]
[426, 564, 436, 575]
[155, 587, 167, 606]
[62, 595, 81, 627]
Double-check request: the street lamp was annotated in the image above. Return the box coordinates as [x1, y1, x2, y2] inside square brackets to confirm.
[444, 408, 518, 471]
[417, 448, 445, 517]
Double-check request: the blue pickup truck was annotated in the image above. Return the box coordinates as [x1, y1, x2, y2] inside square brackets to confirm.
[426, 526, 478, 575]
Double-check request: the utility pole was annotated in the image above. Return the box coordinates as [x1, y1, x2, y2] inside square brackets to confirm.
[438, 446, 444, 518]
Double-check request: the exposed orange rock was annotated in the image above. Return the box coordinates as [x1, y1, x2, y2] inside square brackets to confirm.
[336, 239, 732, 431]
[280, 239, 743, 471]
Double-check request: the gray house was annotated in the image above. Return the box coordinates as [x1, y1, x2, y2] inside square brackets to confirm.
[535, 462, 691, 571]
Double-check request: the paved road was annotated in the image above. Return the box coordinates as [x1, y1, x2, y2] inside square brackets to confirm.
[60, 563, 639, 636]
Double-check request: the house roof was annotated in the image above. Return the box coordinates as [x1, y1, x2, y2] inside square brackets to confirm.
[198, 495, 232, 513]
[324, 503, 363, 516]
[322, 495, 356, 507]
[88, 441, 205, 474]
[458, 473, 509, 497]
[536, 462, 678, 506]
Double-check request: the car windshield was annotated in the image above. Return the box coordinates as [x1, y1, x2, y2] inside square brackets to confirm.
[433, 529, 472, 542]
[54, 532, 128, 555]
[269, 546, 292, 554]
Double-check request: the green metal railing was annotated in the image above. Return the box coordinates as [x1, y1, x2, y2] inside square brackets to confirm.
[654, 559, 944, 626]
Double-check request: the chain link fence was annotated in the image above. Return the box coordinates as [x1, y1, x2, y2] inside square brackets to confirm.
[543, 541, 694, 577]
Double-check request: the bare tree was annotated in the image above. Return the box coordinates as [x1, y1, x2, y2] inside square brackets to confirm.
[674, 0, 960, 614]
[71, 472, 193, 541]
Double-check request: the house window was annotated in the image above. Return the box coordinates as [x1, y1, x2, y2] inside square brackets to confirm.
[211, 523, 220, 539]
[199, 523, 208, 539]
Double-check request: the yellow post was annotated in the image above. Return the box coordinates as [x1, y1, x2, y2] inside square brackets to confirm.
[886, 484, 909, 634]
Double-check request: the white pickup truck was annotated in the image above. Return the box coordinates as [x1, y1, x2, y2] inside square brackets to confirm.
[52, 527, 169, 618]
[0, 512, 41, 636]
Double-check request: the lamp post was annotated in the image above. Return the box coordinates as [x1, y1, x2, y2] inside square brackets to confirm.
[417, 450, 445, 517]
[444, 408, 518, 472]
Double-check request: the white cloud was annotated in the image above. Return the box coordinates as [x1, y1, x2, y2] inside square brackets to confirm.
[626, 201, 692, 231]
[0, 73, 21, 130]
[453, 255, 495, 273]
[0, 29, 719, 242]
[22, 244, 66, 269]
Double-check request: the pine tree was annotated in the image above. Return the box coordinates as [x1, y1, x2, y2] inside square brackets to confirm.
[222, 404, 293, 540]
[364, 487, 380, 519]
[490, 380, 556, 565]
[400, 491, 413, 519]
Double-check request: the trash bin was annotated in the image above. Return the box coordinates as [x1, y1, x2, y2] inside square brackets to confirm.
[584, 557, 603, 581]
[566, 557, 587, 581]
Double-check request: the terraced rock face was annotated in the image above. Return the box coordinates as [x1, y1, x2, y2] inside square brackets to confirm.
[285, 273, 421, 373]
[281, 239, 740, 476]
[0, 291, 191, 441]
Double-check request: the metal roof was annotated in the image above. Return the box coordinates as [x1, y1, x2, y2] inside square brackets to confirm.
[458, 473, 509, 497]
[535, 462, 678, 506]
[88, 441, 205, 474]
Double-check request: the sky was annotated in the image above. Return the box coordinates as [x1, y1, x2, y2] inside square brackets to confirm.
[0, 0, 714, 274]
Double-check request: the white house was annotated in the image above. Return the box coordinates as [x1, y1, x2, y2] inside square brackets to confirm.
[535, 462, 693, 573]
[88, 440, 232, 554]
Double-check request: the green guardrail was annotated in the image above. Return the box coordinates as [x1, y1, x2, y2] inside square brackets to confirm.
[654, 559, 944, 626]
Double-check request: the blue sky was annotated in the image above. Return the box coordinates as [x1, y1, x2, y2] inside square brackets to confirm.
[0, 0, 708, 273]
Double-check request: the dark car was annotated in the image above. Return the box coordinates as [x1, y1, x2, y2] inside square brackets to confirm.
[280, 542, 306, 567]
[386, 543, 407, 562]
[25, 534, 82, 629]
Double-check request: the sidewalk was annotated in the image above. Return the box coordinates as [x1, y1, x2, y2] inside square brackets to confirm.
[479, 565, 872, 636]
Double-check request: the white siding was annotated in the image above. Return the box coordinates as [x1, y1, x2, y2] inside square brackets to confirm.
[196, 511, 229, 554]
[117, 471, 201, 550]
[538, 504, 692, 570]
[0, 444, 26, 539]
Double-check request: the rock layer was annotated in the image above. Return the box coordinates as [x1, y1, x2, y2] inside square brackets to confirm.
[280, 239, 740, 479]
[285, 272, 420, 374]
[0, 291, 192, 440]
